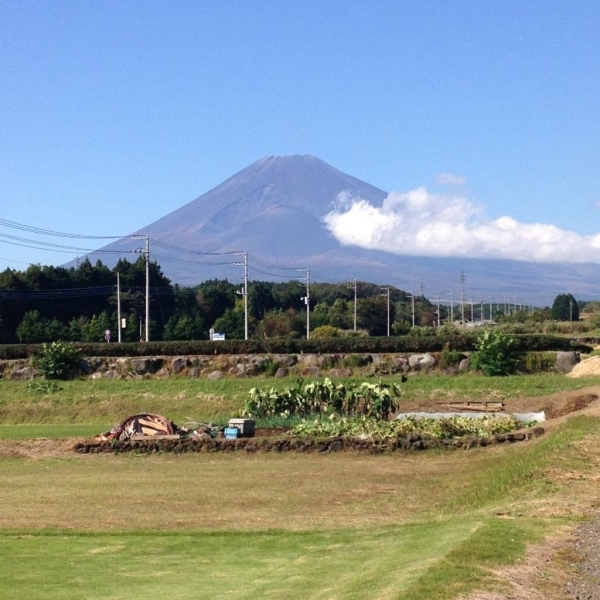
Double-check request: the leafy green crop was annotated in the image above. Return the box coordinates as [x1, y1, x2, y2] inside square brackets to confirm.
[242, 378, 401, 420]
[290, 414, 523, 440]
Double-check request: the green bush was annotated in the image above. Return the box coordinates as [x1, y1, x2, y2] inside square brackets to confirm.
[32, 341, 82, 380]
[260, 357, 280, 377]
[471, 331, 519, 376]
[311, 325, 343, 338]
[27, 380, 63, 394]
[518, 352, 557, 374]
[439, 348, 464, 369]
[341, 354, 373, 368]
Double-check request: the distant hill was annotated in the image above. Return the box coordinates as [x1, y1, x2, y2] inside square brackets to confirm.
[78, 154, 600, 305]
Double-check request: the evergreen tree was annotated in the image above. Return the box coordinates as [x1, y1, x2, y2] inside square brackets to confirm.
[551, 293, 579, 321]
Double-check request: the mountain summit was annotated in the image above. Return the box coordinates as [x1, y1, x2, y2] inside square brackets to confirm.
[140, 154, 387, 258]
[86, 154, 390, 281]
[84, 155, 600, 303]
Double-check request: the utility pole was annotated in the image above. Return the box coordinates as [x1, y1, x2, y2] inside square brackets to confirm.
[117, 272, 122, 343]
[570, 300, 573, 322]
[132, 234, 150, 342]
[449, 289, 453, 324]
[435, 296, 441, 327]
[299, 268, 310, 339]
[459, 270, 466, 325]
[348, 279, 358, 331]
[381, 286, 391, 337]
[234, 251, 249, 340]
[407, 291, 415, 328]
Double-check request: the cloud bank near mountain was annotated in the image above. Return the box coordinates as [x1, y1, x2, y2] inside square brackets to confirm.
[323, 188, 600, 263]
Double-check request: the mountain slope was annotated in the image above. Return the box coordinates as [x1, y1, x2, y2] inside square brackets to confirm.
[80, 155, 600, 304]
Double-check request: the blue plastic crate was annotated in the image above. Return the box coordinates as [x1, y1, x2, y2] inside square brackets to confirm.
[224, 427, 239, 439]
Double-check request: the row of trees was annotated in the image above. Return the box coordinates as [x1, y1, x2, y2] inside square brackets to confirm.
[0, 258, 584, 344]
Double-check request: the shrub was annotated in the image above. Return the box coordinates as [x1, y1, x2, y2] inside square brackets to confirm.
[341, 354, 373, 368]
[518, 352, 557, 374]
[260, 357, 280, 377]
[0, 333, 590, 360]
[311, 325, 343, 338]
[27, 380, 63, 394]
[471, 331, 519, 376]
[32, 341, 82, 380]
[439, 347, 464, 369]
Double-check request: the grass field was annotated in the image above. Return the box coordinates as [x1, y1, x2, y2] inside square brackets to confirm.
[1, 374, 600, 598]
[0, 373, 597, 426]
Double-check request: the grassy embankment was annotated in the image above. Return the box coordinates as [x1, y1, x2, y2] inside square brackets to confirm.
[0, 372, 596, 436]
[1, 374, 599, 598]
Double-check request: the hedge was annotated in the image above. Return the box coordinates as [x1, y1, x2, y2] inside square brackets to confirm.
[0, 334, 591, 360]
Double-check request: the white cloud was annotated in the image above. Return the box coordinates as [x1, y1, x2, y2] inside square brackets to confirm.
[323, 188, 600, 263]
[435, 172, 466, 186]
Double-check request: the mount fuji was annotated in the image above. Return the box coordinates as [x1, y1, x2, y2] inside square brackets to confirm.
[80, 155, 600, 305]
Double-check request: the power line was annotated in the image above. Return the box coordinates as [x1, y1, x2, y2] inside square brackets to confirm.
[0, 232, 125, 255]
[152, 239, 239, 256]
[0, 218, 126, 239]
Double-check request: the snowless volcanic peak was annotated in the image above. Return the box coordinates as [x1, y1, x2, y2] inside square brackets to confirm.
[81, 154, 389, 271]
[148, 154, 388, 239]
[72, 154, 600, 302]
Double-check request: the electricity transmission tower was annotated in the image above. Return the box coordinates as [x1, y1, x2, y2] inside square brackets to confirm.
[348, 278, 358, 331]
[459, 270, 466, 324]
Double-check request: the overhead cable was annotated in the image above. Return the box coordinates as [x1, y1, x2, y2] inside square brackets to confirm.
[0, 218, 126, 239]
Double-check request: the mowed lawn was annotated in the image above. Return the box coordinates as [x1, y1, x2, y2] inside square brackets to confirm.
[2, 415, 600, 599]
[2, 522, 488, 600]
[1, 376, 600, 598]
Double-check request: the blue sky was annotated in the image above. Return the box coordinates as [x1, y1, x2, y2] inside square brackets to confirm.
[1, 1, 600, 269]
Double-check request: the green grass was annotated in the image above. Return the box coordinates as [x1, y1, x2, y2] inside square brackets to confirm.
[400, 372, 600, 402]
[0, 373, 596, 425]
[0, 518, 528, 600]
[448, 415, 600, 513]
[400, 518, 542, 599]
[0, 424, 109, 439]
[1, 375, 600, 597]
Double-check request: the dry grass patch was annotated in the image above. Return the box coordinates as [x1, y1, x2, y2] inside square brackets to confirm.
[0, 450, 484, 532]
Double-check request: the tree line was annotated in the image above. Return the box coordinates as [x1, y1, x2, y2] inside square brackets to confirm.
[0, 258, 583, 344]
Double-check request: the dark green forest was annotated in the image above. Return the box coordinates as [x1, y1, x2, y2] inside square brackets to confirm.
[0, 258, 570, 344]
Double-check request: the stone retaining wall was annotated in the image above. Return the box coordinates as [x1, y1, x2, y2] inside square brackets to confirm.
[3, 350, 580, 381]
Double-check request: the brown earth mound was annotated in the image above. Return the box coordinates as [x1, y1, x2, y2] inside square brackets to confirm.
[567, 356, 600, 378]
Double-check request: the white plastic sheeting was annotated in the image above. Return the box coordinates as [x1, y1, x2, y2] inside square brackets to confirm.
[396, 411, 545, 423]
